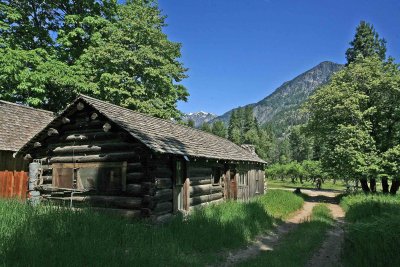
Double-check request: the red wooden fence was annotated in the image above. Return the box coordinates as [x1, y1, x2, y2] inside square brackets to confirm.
[0, 171, 28, 199]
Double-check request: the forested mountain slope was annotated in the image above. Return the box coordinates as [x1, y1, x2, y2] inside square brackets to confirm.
[214, 61, 343, 135]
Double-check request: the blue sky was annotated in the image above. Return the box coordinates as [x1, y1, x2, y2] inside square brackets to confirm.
[157, 0, 400, 115]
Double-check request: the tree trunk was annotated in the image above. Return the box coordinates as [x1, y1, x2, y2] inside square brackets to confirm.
[390, 180, 400, 195]
[382, 177, 389, 194]
[369, 178, 376, 193]
[359, 178, 370, 193]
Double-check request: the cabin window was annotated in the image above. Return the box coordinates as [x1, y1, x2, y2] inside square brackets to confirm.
[175, 160, 185, 211]
[213, 167, 222, 185]
[238, 172, 248, 186]
[176, 161, 184, 185]
[52, 162, 127, 192]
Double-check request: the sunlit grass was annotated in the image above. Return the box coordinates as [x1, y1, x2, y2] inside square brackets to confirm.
[340, 193, 400, 267]
[0, 190, 303, 266]
[267, 178, 347, 191]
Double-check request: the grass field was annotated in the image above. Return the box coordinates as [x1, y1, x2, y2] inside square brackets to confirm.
[267, 178, 347, 191]
[238, 204, 334, 267]
[0, 190, 303, 267]
[341, 193, 400, 267]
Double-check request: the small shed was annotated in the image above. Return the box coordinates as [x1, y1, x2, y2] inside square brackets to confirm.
[17, 95, 266, 221]
[0, 100, 53, 198]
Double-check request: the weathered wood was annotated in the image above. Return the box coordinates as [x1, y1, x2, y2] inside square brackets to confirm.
[50, 152, 138, 163]
[48, 128, 59, 136]
[190, 184, 222, 197]
[153, 201, 173, 213]
[126, 172, 144, 183]
[62, 117, 70, 124]
[63, 132, 117, 142]
[60, 120, 104, 131]
[91, 112, 98, 120]
[33, 142, 42, 148]
[52, 142, 138, 155]
[190, 198, 224, 210]
[127, 162, 142, 172]
[188, 167, 212, 176]
[126, 183, 142, 196]
[189, 192, 223, 206]
[155, 178, 172, 189]
[189, 177, 212, 186]
[48, 195, 142, 209]
[76, 102, 85, 111]
[103, 122, 111, 132]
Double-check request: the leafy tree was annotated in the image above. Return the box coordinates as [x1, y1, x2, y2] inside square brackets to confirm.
[346, 21, 386, 64]
[305, 56, 400, 192]
[288, 126, 312, 162]
[0, 0, 188, 119]
[187, 119, 195, 128]
[211, 121, 227, 138]
[200, 122, 212, 133]
[382, 145, 400, 194]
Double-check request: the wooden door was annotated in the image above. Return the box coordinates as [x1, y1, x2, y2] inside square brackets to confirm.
[229, 170, 237, 200]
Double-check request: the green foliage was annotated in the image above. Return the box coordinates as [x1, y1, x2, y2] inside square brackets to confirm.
[340, 194, 400, 267]
[288, 125, 313, 162]
[200, 122, 212, 133]
[305, 55, 400, 184]
[346, 21, 387, 64]
[227, 106, 273, 161]
[238, 204, 334, 267]
[0, 0, 188, 119]
[187, 119, 195, 128]
[211, 120, 227, 138]
[0, 191, 303, 266]
[382, 145, 400, 181]
[266, 160, 325, 184]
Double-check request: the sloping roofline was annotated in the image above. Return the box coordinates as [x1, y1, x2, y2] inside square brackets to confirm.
[16, 95, 266, 164]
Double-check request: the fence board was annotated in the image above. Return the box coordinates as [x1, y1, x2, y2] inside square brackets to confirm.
[0, 171, 28, 199]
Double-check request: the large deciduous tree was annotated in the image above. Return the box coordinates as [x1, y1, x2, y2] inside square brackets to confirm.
[305, 56, 400, 193]
[0, 0, 188, 119]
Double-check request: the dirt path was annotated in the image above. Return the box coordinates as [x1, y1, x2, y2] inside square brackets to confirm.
[306, 203, 345, 267]
[222, 189, 344, 267]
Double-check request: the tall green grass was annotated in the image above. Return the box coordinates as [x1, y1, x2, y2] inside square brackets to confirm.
[0, 190, 303, 266]
[238, 204, 334, 267]
[341, 194, 400, 267]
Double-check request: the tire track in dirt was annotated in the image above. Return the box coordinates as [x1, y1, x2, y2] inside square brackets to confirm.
[221, 189, 343, 267]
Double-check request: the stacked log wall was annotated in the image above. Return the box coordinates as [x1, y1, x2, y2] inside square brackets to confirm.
[188, 163, 224, 209]
[31, 105, 152, 219]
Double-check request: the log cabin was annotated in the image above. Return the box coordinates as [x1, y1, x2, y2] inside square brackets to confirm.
[16, 95, 266, 221]
[0, 100, 53, 199]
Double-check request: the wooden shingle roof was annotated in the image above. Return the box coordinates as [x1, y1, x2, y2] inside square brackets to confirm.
[0, 100, 54, 152]
[18, 95, 266, 164]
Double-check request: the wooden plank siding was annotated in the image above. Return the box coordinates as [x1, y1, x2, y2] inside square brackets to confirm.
[0, 171, 28, 199]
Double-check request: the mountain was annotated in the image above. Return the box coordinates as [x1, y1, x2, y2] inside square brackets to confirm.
[213, 61, 344, 135]
[182, 111, 217, 127]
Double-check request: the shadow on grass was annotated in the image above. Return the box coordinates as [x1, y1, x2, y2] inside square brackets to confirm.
[0, 200, 275, 266]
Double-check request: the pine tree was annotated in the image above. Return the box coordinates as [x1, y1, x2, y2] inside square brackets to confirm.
[211, 121, 227, 138]
[345, 21, 386, 64]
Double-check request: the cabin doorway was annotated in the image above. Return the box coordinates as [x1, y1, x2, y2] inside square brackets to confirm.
[229, 170, 238, 200]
